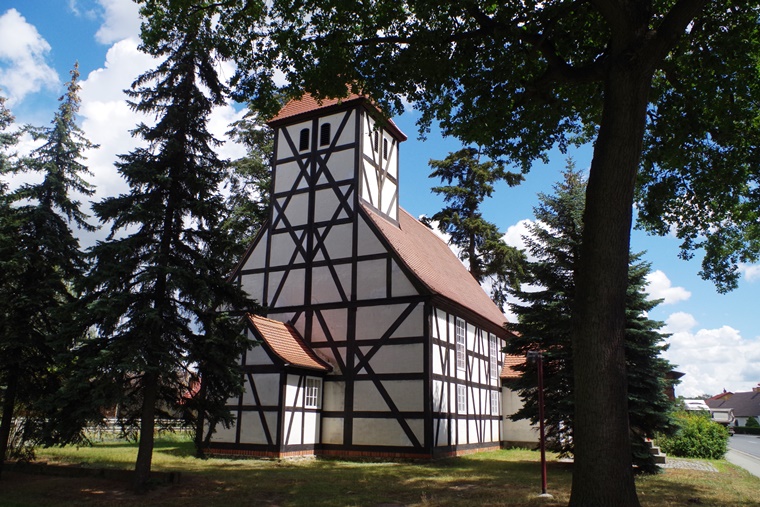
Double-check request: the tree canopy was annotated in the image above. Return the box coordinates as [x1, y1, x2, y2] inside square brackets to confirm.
[424, 147, 524, 309]
[80, 12, 256, 490]
[507, 164, 677, 474]
[136, 1, 760, 504]
[0, 66, 95, 477]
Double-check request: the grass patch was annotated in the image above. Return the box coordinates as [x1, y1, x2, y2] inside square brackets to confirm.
[0, 438, 758, 506]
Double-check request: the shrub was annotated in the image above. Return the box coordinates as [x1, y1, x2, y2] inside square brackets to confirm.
[745, 417, 760, 429]
[733, 426, 760, 435]
[659, 412, 728, 459]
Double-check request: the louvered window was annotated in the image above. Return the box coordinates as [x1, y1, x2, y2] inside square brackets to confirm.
[299, 128, 309, 151]
[320, 123, 331, 146]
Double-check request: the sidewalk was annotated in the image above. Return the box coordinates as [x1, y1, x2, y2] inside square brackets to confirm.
[726, 449, 760, 478]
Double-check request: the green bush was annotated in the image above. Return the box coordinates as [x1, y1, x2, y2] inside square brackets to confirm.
[733, 426, 760, 435]
[745, 417, 760, 428]
[659, 412, 728, 459]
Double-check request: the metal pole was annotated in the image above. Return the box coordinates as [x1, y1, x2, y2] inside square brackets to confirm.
[537, 353, 548, 495]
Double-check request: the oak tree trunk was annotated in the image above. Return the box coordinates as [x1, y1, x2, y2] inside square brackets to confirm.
[568, 66, 652, 507]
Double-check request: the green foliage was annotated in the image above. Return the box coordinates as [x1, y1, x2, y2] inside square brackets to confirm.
[745, 417, 760, 429]
[733, 426, 760, 435]
[76, 10, 257, 486]
[425, 148, 525, 309]
[659, 412, 728, 460]
[0, 66, 96, 467]
[506, 163, 677, 473]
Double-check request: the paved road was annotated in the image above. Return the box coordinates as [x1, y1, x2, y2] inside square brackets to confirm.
[727, 434, 760, 478]
[729, 434, 760, 458]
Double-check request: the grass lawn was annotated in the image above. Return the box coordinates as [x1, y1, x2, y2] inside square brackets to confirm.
[1, 436, 758, 507]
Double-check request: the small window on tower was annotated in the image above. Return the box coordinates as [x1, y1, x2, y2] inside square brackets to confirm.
[383, 138, 389, 159]
[373, 130, 379, 152]
[320, 123, 331, 146]
[299, 128, 310, 151]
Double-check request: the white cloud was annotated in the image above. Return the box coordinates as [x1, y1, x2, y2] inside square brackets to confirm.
[94, 0, 142, 45]
[739, 263, 760, 282]
[0, 9, 59, 103]
[662, 312, 760, 397]
[644, 270, 691, 304]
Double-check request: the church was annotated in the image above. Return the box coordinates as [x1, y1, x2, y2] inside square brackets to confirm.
[206, 93, 527, 458]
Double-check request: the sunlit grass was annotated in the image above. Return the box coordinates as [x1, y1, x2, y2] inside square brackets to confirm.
[1, 437, 758, 507]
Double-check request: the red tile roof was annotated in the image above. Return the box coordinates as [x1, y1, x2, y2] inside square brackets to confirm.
[501, 355, 525, 379]
[268, 93, 407, 141]
[247, 314, 331, 372]
[362, 204, 508, 332]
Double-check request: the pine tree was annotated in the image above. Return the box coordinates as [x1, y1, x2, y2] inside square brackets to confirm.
[81, 14, 255, 490]
[506, 163, 676, 473]
[0, 66, 95, 478]
[425, 148, 524, 309]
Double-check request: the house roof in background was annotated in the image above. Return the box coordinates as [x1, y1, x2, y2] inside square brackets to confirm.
[363, 204, 510, 334]
[706, 390, 760, 417]
[267, 92, 407, 141]
[247, 314, 332, 372]
[500, 355, 525, 380]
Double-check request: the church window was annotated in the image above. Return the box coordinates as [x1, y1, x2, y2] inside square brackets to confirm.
[383, 138, 389, 159]
[457, 384, 466, 413]
[373, 130, 379, 152]
[456, 318, 466, 371]
[320, 123, 331, 146]
[305, 377, 321, 408]
[489, 334, 498, 380]
[299, 128, 310, 151]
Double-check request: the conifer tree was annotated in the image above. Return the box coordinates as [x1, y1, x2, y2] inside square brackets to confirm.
[506, 164, 676, 473]
[425, 148, 524, 309]
[81, 13, 255, 490]
[0, 66, 95, 478]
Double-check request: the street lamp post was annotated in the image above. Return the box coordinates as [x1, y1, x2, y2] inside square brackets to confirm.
[527, 350, 551, 498]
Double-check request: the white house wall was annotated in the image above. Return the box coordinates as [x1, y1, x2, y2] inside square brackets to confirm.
[430, 306, 503, 451]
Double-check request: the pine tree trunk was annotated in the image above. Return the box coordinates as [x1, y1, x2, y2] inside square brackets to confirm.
[133, 372, 158, 493]
[568, 66, 651, 507]
[0, 364, 19, 480]
[194, 373, 207, 458]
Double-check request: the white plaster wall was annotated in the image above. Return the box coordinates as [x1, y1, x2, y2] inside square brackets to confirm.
[273, 160, 302, 194]
[352, 417, 424, 447]
[209, 420, 236, 443]
[284, 374, 302, 407]
[268, 268, 305, 307]
[357, 216, 386, 256]
[311, 308, 348, 343]
[358, 343, 423, 374]
[323, 381, 346, 411]
[353, 380, 423, 412]
[502, 388, 538, 445]
[390, 260, 416, 297]
[356, 304, 423, 340]
[243, 374, 280, 406]
[303, 411, 320, 445]
[285, 411, 304, 445]
[356, 258, 388, 300]
[321, 417, 344, 444]
[315, 222, 353, 261]
[319, 110, 356, 148]
[239, 411, 278, 444]
[322, 148, 356, 182]
[311, 264, 351, 304]
[245, 344, 272, 366]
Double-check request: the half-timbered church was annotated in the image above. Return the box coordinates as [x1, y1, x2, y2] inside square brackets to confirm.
[207, 93, 518, 458]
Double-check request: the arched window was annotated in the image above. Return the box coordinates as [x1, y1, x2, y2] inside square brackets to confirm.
[373, 130, 379, 152]
[299, 128, 309, 151]
[383, 138, 389, 160]
[320, 123, 331, 146]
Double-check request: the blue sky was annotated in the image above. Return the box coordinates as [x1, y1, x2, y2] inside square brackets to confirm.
[1, 0, 759, 397]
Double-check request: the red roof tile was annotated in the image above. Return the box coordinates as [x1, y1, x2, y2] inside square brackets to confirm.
[501, 355, 525, 379]
[247, 314, 331, 372]
[268, 93, 407, 141]
[362, 204, 508, 332]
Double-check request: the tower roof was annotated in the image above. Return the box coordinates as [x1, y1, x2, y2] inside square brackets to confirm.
[268, 92, 407, 141]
